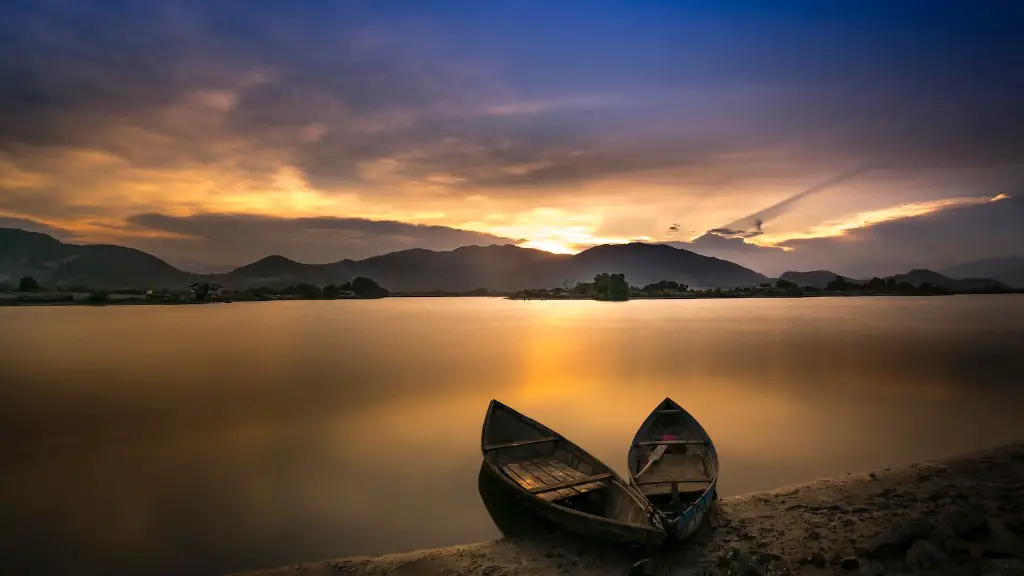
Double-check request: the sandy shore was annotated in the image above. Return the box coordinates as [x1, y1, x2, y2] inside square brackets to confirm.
[231, 444, 1024, 576]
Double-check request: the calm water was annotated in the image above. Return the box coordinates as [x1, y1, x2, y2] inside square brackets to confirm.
[1, 296, 1023, 575]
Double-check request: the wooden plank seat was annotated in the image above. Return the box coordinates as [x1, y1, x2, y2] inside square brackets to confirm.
[636, 480, 712, 496]
[482, 436, 557, 451]
[637, 439, 707, 446]
[501, 457, 614, 502]
[635, 452, 710, 486]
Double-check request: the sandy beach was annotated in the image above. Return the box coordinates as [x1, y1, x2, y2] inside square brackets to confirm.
[231, 443, 1024, 576]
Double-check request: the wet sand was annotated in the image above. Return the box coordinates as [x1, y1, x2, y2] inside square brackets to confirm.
[231, 443, 1024, 576]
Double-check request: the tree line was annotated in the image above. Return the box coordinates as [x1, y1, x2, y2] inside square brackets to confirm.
[2, 275, 390, 301]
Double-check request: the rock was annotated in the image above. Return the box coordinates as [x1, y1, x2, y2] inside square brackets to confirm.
[754, 552, 782, 565]
[949, 540, 971, 554]
[982, 539, 1022, 559]
[807, 530, 821, 540]
[630, 558, 654, 576]
[868, 518, 934, 557]
[852, 506, 872, 514]
[840, 556, 860, 570]
[982, 558, 1024, 576]
[906, 539, 949, 570]
[725, 557, 763, 576]
[949, 508, 991, 540]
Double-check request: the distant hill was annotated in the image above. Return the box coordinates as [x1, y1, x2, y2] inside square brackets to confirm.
[779, 270, 863, 289]
[885, 269, 1006, 291]
[223, 255, 349, 287]
[0, 228, 771, 292]
[514, 242, 769, 290]
[0, 229, 195, 289]
[941, 257, 1024, 288]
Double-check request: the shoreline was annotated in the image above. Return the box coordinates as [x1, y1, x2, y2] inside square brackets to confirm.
[230, 443, 1024, 576]
[2, 291, 1020, 307]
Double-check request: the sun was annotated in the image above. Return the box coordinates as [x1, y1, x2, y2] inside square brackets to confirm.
[517, 239, 579, 254]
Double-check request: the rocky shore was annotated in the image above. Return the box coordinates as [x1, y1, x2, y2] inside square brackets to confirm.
[231, 444, 1024, 576]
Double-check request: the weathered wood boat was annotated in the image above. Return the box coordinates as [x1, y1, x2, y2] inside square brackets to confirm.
[481, 400, 666, 545]
[627, 397, 718, 541]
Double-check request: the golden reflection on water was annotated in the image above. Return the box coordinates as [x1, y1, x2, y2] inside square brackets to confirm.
[0, 296, 1022, 575]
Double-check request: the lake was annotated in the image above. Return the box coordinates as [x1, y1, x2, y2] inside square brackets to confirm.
[1, 296, 1023, 575]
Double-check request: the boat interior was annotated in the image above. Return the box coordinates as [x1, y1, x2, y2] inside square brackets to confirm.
[630, 406, 714, 515]
[483, 403, 649, 526]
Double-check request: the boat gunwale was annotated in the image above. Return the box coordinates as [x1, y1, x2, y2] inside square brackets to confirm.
[627, 397, 719, 537]
[481, 399, 665, 538]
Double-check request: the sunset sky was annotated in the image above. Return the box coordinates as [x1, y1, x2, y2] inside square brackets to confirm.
[1, 0, 1021, 276]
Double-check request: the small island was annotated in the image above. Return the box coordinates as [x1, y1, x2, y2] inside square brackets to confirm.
[510, 273, 1021, 301]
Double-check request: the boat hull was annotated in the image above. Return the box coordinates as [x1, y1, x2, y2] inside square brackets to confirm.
[485, 461, 665, 546]
[627, 398, 719, 542]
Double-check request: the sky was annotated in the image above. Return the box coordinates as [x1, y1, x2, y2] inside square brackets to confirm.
[0, 0, 1021, 275]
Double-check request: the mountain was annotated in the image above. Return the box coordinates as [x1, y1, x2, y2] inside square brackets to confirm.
[779, 270, 863, 288]
[0, 228, 195, 288]
[886, 269, 1006, 291]
[222, 255, 351, 287]
[513, 242, 769, 289]
[941, 257, 1024, 288]
[1, 228, 771, 292]
[353, 244, 569, 292]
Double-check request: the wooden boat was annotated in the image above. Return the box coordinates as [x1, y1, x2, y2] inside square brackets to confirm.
[481, 400, 666, 545]
[627, 397, 718, 541]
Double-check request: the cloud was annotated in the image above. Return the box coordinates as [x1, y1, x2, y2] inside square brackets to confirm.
[120, 213, 521, 267]
[760, 193, 1009, 245]
[680, 193, 1023, 277]
[0, 216, 74, 239]
[0, 1, 1020, 271]
[709, 166, 872, 239]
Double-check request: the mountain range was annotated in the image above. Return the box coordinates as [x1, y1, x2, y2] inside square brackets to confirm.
[0, 228, 768, 292]
[2, 227, 1019, 292]
[941, 257, 1024, 289]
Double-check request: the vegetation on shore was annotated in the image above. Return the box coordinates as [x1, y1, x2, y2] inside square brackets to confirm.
[4, 271, 1019, 306]
[0, 275, 394, 305]
[510, 273, 1022, 300]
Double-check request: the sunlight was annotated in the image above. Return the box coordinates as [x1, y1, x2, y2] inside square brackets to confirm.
[517, 238, 578, 254]
[751, 193, 1009, 246]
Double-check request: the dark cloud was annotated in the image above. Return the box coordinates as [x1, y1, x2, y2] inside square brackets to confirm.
[1, 1, 1020, 196]
[706, 225, 764, 240]
[122, 213, 521, 267]
[0, 216, 74, 239]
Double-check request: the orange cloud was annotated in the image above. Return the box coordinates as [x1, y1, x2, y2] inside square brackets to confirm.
[754, 193, 1010, 246]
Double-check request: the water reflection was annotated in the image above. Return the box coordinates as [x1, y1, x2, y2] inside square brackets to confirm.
[476, 462, 556, 540]
[0, 296, 1021, 575]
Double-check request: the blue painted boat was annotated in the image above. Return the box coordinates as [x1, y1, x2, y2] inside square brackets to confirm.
[627, 397, 719, 541]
